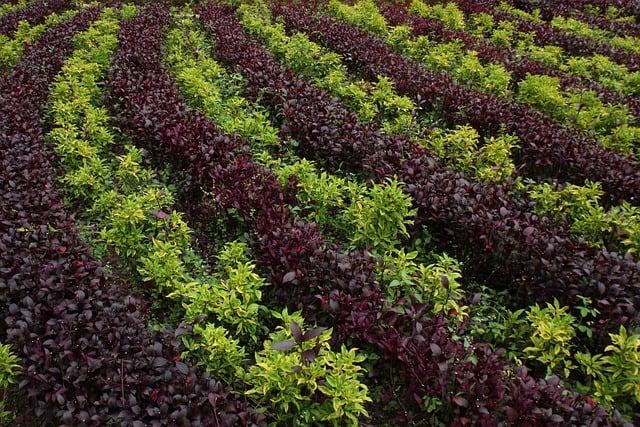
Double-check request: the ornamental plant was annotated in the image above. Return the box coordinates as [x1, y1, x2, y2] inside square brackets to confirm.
[245, 309, 371, 426]
[0, 9, 78, 73]
[0, 343, 20, 424]
[529, 180, 640, 253]
[344, 177, 417, 253]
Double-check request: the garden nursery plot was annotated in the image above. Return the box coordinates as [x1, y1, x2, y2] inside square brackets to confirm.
[1, 0, 640, 425]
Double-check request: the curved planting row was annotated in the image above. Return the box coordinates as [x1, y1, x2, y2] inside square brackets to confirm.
[455, 0, 640, 72]
[103, 1, 632, 423]
[272, 3, 640, 206]
[0, 5, 262, 425]
[0, 0, 70, 36]
[198, 2, 640, 347]
[379, 3, 640, 120]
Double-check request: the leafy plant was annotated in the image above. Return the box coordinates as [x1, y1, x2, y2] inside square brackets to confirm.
[344, 177, 416, 253]
[523, 299, 579, 379]
[409, 0, 466, 32]
[378, 248, 467, 321]
[182, 323, 247, 384]
[328, 0, 388, 37]
[245, 309, 371, 426]
[529, 181, 640, 253]
[0, 343, 20, 424]
[576, 326, 640, 417]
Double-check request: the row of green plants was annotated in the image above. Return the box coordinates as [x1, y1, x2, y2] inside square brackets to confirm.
[470, 290, 640, 416]
[0, 7, 79, 73]
[412, 0, 640, 98]
[0, 0, 29, 18]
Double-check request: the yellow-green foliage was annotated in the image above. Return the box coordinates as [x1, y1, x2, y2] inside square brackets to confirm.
[169, 241, 268, 342]
[524, 299, 578, 379]
[403, 35, 511, 97]
[0, 9, 78, 72]
[422, 125, 519, 185]
[182, 323, 247, 384]
[271, 158, 353, 233]
[576, 326, 640, 417]
[345, 177, 417, 253]
[551, 15, 640, 54]
[379, 249, 468, 321]
[245, 309, 371, 426]
[469, 12, 495, 37]
[0, 343, 20, 424]
[0, 0, 28, 17]
[328, 0, 388, 37]
[516, 74, 639, 145]
[409, 0, 465, 31]
[529, 181, 640, 253]
[522, 45, 564, 67]
[270, 159, 419, 253]
[516, 74, 567, 118]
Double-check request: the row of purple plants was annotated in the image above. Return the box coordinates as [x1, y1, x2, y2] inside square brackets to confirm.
[194, 3, 633, 424]
[0, 5, 263, 425]
[272, 2, 640, 207]
[379, 2, 640, 120]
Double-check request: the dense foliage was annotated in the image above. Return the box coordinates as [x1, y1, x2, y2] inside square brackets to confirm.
[1, 0, 639, 425]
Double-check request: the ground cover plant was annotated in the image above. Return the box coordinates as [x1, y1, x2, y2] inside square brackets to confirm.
[1, 0, 640, 425]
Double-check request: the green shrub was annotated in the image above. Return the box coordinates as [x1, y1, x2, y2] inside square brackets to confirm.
[528, 181, 640, 253]
[422, 125, 519, 185]
[170, 241, 269, 342]
[0, 343, 20, 424]
[344, 177, 417, 253]
[576, 326, 640, 417]
[182, 323, 247, 384]
[516, 74, 566, 119]
[379, 249, 467, 321]
[328, 0, 388, 37]
[245, 309, 371, 426]
[409, 0, 466, 31]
